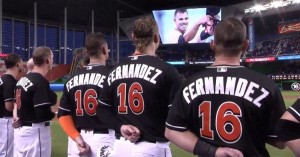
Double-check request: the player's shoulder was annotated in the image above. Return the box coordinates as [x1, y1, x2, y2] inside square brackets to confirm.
[0, 74, 15, 82]
[26, 72, 43, 80]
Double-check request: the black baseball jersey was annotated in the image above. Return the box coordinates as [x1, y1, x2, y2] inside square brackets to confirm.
[166, 65, 286, 157]
[58, 65, 111, 131]
[0, 74, 17, 117]
[15, 73, 56, 123]
[287, 98, 300, 122]
[99, 55, 182, 142]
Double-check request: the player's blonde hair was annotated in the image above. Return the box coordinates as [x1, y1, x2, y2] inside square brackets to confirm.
[32, 46, 52, 66]
[132, 17, 159, 52]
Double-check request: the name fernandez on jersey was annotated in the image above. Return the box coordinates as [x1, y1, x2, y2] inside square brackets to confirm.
[183, 76, 270, 107]
[16, 77, 33, 92]
[107, 64, 162, 85]
[66, 73, 106, 92]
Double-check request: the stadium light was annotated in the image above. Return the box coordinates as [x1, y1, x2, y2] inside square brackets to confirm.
[245, 0, 300, 14]
[253, 4, 266, 12]
[292, 0, 300, 3]
[271, 1, 283, 8]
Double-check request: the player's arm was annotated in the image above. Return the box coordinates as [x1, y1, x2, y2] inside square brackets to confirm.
[97, 103, 123, 133]
[266, 87, 287, 149]
[3, 79, 16, 111]
[183, 15, 212, 42]
[57, 84, 80, 140]
[13, 103, 18, 119]
[5, 101, 14, 111]
[165, 65, 182, 109]
[165, 128, 243, 157]
[276, 100, 300, 155]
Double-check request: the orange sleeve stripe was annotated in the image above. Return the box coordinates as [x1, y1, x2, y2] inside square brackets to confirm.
[58, 115, 80, 140]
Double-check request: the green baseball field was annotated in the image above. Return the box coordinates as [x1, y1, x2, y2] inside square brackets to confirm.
[51, 91, 298, 157]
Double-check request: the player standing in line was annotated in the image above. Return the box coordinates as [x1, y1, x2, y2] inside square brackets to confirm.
[276, 99, 300, 156]
[165, 18, 286, 157]
[58, 32, 113, 157]
[14, 46, 56, 157]
[97, 17, 182, 157]
[12, 58, 34, 128]
[0, 54, 23, 157]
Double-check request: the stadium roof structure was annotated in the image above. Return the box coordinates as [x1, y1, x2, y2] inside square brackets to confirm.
[2, 0, 252, 31]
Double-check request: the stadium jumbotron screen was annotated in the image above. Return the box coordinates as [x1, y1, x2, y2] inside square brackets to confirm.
[153, 7, 221, 44]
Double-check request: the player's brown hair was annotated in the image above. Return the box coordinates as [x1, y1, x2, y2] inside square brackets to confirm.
[214, 17, 247, 56]
[32, 46, 52, 66]
[174, 8, 188, 17]
[85, 32, 107, 57]
[4, 53, 22, 69]
[132, 17, 159, 52]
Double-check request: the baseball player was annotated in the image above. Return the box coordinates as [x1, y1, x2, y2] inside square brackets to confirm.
[165, 18, 286, 157]
[276, 99, 300, 156]
[0, 54, 23, 157]
[14, 46, 57, 157]
[58, 32, 113, 157]
[12, 58, 34, 129]
[97, 17, 182, 157]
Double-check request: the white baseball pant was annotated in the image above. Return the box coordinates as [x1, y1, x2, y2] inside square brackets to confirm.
[0, 117, 14, 157]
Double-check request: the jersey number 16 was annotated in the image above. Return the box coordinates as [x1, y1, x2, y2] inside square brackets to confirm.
[117, 82, 144, 115]
[75, 89, 97, 116]
[199, 101, 242, 144]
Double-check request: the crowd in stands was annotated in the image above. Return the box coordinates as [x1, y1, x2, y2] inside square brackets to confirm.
[280, 36, 300, 55]
[157, 49, 214, 63]
[272, 62, 300, 75]
[246, 35, 300, 57]
[246, 39, 280, 57]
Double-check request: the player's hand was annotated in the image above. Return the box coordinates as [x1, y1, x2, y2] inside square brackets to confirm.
[74, 136, 91, 156]
[12, 117, 22, 128]
[197, 15, 213, 26]
[215, 147, 244, 157]
[120, 124, 141, 143]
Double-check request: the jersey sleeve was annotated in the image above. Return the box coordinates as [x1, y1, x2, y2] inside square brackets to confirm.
[97, 76, 124, 132]
[98, 78, 113, 107]
[33, 80, 53, 107]
[57, 84, 72, 118]
[165, 65, 183, 108]
[266, 87, 286, 139]
[287, 98, 300, 122]
[166, 84, 190, 132]
[3, 78, 16, 102]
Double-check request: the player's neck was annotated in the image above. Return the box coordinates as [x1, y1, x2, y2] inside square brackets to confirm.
[213, 56, 241, 66]
[88, 58, 105, 66]
[5, 68, 19, 79]
[134, 46, 156, 56]
[31, 65, 49, 77]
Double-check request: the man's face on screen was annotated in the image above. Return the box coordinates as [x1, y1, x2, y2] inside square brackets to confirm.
[174, 12, 189, 34]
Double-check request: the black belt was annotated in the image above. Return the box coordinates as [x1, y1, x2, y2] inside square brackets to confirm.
[115, 134, 157, 143]
[78, 128, 109, 134]
[22, 122, 50, 127]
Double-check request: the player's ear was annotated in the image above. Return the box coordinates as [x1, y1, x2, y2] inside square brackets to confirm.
[210, 40, 215, 52]
[242, 39, 249, 52]
[45, 58, 49, 64]
[154, 34, 159, 44]
[102, 46, 106, 55]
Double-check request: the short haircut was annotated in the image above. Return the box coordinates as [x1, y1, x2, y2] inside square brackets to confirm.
[132, 17, 158, 52]
[214, 17, 247, 56]
[4, 53, 22, 69]
[174, 9, 188, 17]
[85, 32, 107, 57]
[32, 46, 52, 66]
